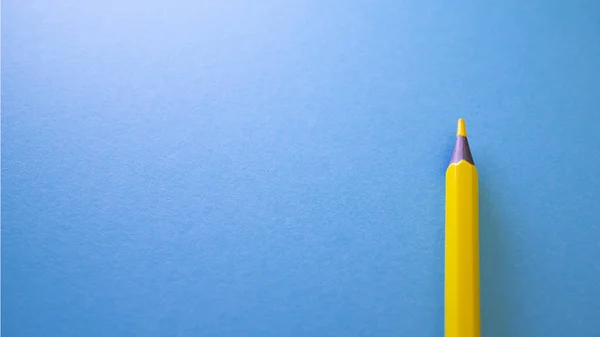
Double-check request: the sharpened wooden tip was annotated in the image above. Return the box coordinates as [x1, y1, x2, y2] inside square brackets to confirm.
[457, 118, 467, 137]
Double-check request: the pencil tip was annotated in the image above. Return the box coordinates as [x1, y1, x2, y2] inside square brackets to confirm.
[457, 118, 467, 137]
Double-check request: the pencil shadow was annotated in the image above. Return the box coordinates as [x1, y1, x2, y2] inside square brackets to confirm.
[479, 180, 516, 337]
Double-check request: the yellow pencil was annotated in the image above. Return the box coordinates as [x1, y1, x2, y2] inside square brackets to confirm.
[445, 118, 480, 337]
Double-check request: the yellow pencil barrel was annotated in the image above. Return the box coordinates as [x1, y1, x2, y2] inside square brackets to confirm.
[445, 119, 480, 337]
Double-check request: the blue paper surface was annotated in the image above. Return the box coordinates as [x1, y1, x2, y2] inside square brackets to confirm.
[3, 1, 600, 336]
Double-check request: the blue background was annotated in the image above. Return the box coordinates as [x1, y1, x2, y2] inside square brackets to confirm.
[3, 1, 600, 336]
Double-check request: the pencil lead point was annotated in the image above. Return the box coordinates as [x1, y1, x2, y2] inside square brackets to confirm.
[457, 118, 467, 137]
